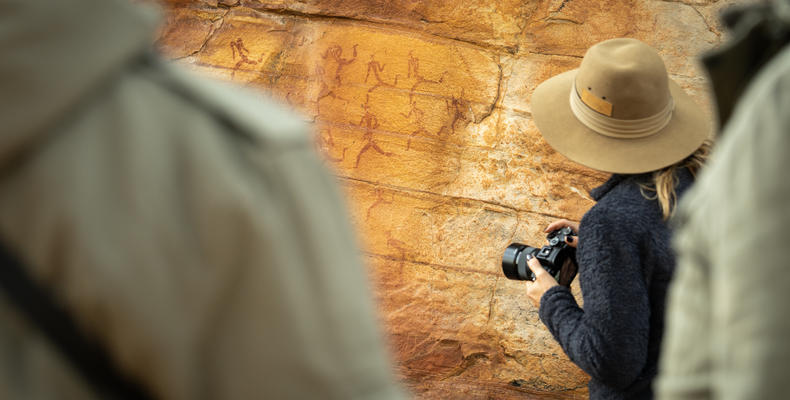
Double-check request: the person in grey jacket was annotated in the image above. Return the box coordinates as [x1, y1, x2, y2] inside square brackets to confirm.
[523, 38, 712, 399]
[0, 0, 403, 399]
[658, 2, 790, 398]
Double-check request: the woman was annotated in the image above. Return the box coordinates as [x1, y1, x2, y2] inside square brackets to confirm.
[524, 38, 711, 399]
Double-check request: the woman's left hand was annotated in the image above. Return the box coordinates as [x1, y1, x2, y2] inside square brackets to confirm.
[525, 254, 559, 307]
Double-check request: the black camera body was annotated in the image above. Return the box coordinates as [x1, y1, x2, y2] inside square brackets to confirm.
[501, 226, 578, 285]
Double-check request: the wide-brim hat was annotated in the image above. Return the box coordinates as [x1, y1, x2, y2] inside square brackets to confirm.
[531, 38, 711, 174]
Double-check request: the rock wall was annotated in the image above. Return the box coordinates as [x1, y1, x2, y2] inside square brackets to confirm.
[156, 1, 743, 397]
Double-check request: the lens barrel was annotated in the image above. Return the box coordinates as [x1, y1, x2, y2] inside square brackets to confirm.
[502, 243, 536, 281]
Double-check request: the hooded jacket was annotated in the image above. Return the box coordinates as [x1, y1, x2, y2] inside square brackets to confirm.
[0, 0, 402, 399]
[658, 3, 790, 398]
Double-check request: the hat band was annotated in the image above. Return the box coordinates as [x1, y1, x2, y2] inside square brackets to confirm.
[569, 81, 675, 139]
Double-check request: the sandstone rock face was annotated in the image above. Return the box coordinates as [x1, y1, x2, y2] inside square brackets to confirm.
[157, 1, 745, 397]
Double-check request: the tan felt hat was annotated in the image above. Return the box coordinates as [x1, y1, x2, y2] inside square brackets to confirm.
[531, 38, 711, 174]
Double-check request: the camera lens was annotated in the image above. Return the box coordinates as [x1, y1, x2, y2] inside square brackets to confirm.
[502, 244, 523, 280]
[502, 243, 537, 281]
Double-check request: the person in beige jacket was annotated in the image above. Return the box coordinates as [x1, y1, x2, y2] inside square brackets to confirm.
[0, 0, 404, 399]
[657, 1, 790, 399]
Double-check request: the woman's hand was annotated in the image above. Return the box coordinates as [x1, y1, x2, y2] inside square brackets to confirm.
[544, 219, 579, 248]
[525, 254, 559, 307]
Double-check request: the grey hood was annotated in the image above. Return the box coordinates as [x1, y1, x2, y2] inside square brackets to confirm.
[0, 0, 159, 167]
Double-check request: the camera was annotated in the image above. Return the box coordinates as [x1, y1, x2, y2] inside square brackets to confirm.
[501, 226, 578, 286]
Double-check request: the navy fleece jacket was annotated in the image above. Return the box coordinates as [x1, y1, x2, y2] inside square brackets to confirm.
[538, 170, 694, 399]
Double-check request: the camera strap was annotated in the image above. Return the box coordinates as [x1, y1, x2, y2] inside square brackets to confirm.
[0, 241, 154, 400]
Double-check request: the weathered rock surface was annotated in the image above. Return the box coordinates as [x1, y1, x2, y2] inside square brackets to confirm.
[156, 0, 746, 397]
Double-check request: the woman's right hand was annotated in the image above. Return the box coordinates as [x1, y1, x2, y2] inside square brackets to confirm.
[544, 219, 579, 248]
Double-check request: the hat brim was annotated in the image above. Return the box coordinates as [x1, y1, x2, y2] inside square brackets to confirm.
[531, 69, 711, 174]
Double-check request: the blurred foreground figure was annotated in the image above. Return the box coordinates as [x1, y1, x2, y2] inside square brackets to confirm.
[0, 0, 403, 399]
[658, 1, 790, 399]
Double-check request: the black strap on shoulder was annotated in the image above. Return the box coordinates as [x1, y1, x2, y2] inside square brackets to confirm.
[0, 242, 154, 400]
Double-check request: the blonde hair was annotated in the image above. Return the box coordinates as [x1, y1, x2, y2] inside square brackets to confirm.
[639, 140, 712, 220]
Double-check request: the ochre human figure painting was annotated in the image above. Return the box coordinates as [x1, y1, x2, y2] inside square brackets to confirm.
[366, 188, 394, 220]
[322, 44, 358, 85]
[230, 38, 263, 78]
[405, 51, 449, 103]
[438, 89, 471, 137]
[317, 127, 348, 163]
[314, 44, 358, 116]
[355, 102, 393, 168]
[365, 55, 395, 104]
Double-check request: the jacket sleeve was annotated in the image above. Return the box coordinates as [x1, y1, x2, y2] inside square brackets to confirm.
[539, 206, 650, 389]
